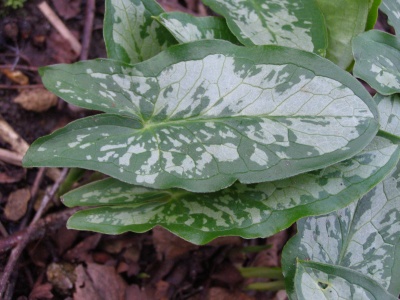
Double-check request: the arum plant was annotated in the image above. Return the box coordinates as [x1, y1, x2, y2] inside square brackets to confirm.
[22, 0, 400, 298]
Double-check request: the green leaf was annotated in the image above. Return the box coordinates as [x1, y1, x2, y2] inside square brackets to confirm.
[202, 0, 327, 54]
[282, 156, 400, 299]
[380, 0, 400, 35]
[366, 0, 382, 31]
[375, 93, 400, 138]
[155, 12, 240, 44]
[294, 261, 397, 300]
[353, 30, 400, 95]
[24, 40, 379, 192]
[315, 0, 379, 70]
[104, 0, 176, 64]
[62, 135, 400, 244]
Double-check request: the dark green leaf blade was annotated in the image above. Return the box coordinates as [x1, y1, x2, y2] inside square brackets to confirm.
[26, 41, 378, 192]
[63, 136, 400, 244]
[353, 30, 400, 95]
[155, 12, 240, 44]
[202, 0, 327, 54]
[104, 0, 176, 64]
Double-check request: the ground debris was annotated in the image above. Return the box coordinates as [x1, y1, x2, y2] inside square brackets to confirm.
[13, 88, 58, 112]
[4, 188, 30, 221]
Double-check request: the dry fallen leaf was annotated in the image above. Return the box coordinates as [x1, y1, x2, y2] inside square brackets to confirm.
[153, 226, 198, 260]
[4, 188, 31, 221]
[47, 31, 79, 63]
[125, 285, 153, 300]
[74, 264, 99, 300]
[252, 231, 289, 268]
[29, 283, 54, 300]
[74, 263, 127, 300]
[0, 68, 29, 85]
[0, 167, 26, 183]
[52, 0, 82, 19]
[14, 88, 58, 112]
[64, 233, 102, 262]
[207, 287, 254, 300]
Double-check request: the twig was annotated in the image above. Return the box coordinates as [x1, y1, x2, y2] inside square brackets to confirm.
[0, 148, 23, 166]
[0, 115, 61, 181]
[0, 221, 8, 237]
[0, 84, 43, 90]
[0, 65, 38, 71]
[0, 168, 69, 298]
[0, 114, 29, 155]
[33, 168, 68, 224]
[19, 168, 46, 229]
[0, 207, 79, 254]
[80, 0, 96, 60]
[0, 53, 31, 64]
[4, 269, 18, 300]
[37, 1, 82, 55]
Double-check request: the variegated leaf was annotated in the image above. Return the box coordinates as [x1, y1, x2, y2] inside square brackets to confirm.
[375, 93, 400, 138]
[380, 0, 400, 35]
[104, 0, 176, 64]
[282, 156, 400, 299]
[24, 41, 379, 192]
[155, 12, 240, 44]
[63, 135, 400, 244]
[353, 30, 400, 95]
[294, 261, 397, 300]
[315, 0, 380, 69]
[201, 0, 327, 54]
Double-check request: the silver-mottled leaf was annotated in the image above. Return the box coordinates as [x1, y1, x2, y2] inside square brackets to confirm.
[353, 30, 400, 95]
[63, 136, 400, 244]
[294, 261, 397, 300]
[104, 0, 176, 64]
[156, 12, 240, 44]
[380, 0, 400, 35]
[282, 155, 400, 298]
[375, 93, 400, 138]
[202, 0, 327, 54]
[315, 0, 379, 69]
[24, 41, 379, 192]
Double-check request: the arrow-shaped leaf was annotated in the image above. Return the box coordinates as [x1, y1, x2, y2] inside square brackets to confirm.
[62, 135, 400, 244]
[202, 0, 327, 54]
[24, 41, 378, 192]
[294, 261, 397, 300]
[375, 93, 400, 138]
[315, 0, 380, 69]
[353, 30, 400, 95]
[380, 0, 400, 35]
[104, 0, 176, 64]
[282, 156, 400, 299]
[155, 12, 240, 44]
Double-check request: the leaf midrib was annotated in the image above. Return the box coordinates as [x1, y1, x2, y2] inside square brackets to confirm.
[139, 114, 371, 131]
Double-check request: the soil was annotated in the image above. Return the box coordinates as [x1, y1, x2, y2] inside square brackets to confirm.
[0, 1, 291, 299]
